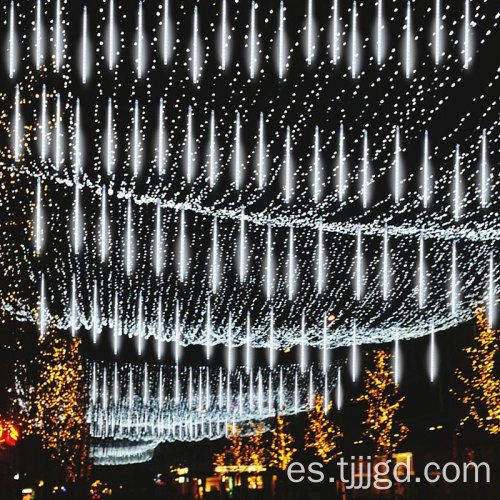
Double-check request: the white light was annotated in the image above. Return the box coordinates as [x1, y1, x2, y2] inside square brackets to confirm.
[394, 126, 401, 204]
[356, 224, 362, 300]
[288, 223, 294, 300]
[454, 145, 460, 222]
[212, 216, 218, 293]
[82, 6, 88, 83]
[250, 1, 257, 78]
[266, 223, 272, 300]
[9, 2, 15, 78]
[278, 1, 285, 78]
[423, 131, 430, 208]
[192, 6, 199, 83]
[108, 0, 115, 70]
[434, 0, 441, 65]
[137, 2, 144, 78]
[419, 231, 425, 309]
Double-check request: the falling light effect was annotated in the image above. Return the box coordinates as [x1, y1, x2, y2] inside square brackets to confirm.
[288, 223, 294, 300]
[279, 367, 284, 410]
[394, 326, 400, 385]
[405, 1, 412, 79]
[322, 313, 328, 373]
[394, 126, 401, 204]
[227, 313, 233, 373]
[35, 0, 42, 70]
[106, 98, 114, 175]
[306, 0, 314, 66]
[323, 373, 328, 412]
[338, 123, 345, 201]
[300, 310, 306, 373]
[362, 130, 369, 209]
[269, 307, 274, 369]
[108, 0, 115, 70]
[336, 367, 342, 410]
[284, 126, 291, 202]
[137, 293, 144, 356]
[192, 6, 199, 83]
[186, 106, 193, 182]
[249, 1, 257, 78]
[157, 98, 165, 176]
[313, 126, 320, 202]
[92, 280, 99, 344]
[113, 292, 119, 356]
[35, 177, 42, 255]
[101, 185, 107, 263]
[434, 0, 441, 65]
[71, 273, 77, 337]
[175, 300, 180, 364]
[480, 130, 488, 208]
[429, 320, 436, 382]
[155, 200, 162, 276]
[332, 0, 339, 64]
[179, 205, 186, 283]
[258, 112, 265, 189]
[74, 99, 81, 181]
[246, 313, 251, 373]
[266, 224, 272, 300]
[137, 2, 144, 79]
[133, 100, 140, 177]
[206, 298, 211, 360]
[220, 0, 227, 70]
[351, 321, 358, 382]
[382, 223, 389, 300]
[234, 111, 241, 189]
[463, 0, 470, 69]
[356, 224, 362, 300]
[454, 145, 460, 222]
[9, 1, 15, 78]
[376, 0, 383, 64]
[209, 111, 216, 187]
[81, 6, 89, 84]
[40, 83, 47, 162]
[55, 93, 62, 170]
[316, 217, 325, 294]
[278, 1, 285, 78]
[451, 240, 458, 316]
[351, 1, 358, 78]
[126, 199, 133, 276]
[239, 206, 245, 283]
[423, 130, 430, 208]
[74, 182, 81, 255]
[419, 231, 425, 309]
[39, 273, 45, 336]
[488, 251, 494, 328]
[163, 0, 169, 65]
[211, 217, 218, 293]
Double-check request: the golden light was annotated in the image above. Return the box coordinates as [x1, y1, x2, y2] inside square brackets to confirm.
[327, 313, 336, 323]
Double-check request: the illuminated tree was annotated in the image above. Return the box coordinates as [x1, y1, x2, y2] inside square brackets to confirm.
[455, 308, 500, 434]
[213, 424, 246, 475]
[23, 326, 90, 482]
[355, 349, 408, 456]
[304, 394, 342, 463]
[269, 414, 296, 470]
[246, 422, 267, 472]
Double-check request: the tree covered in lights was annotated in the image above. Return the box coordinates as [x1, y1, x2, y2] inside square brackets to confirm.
[213, 423, 267, 476]
[23, 326, 90, 482]
[304, 394, 342, 463]
[213, 424, 247, 475]
[355, 350, 409, 456]
[269, 414, 296, 470]
[455, 308, 500, 434]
